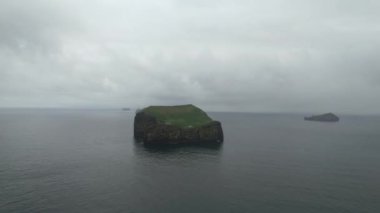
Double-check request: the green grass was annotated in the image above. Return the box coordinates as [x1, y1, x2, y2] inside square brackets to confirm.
[142, 104, 213, 127]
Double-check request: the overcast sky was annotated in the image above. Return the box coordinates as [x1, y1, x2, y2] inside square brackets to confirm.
[1, 0, 380, 114]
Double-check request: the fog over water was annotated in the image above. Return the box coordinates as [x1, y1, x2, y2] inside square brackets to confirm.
[1, 0, 380, 114]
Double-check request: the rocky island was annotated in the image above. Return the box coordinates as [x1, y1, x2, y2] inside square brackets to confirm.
[304, 113, 339, 122]
[134, 104, 223, 144]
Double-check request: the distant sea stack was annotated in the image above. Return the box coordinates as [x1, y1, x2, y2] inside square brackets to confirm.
[304, 113, 339, 122]
[134, 104, 223, 144]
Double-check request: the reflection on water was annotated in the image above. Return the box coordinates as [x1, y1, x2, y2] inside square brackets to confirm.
[134, 140, 222, 153]
[132, 140, 223, 163]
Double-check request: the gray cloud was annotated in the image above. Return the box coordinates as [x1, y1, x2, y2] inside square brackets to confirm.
[0, 0, 78, 52]
[0, 0, 380, 114]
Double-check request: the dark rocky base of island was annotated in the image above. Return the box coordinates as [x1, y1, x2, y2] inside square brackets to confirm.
[304, 113, 339, 122]
[134, 105, 224, 144]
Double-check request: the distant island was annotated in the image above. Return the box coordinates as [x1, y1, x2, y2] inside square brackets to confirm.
[304, 113, 339, 122]
[134, 104, 223, 144]
[122, 108, 130, 111]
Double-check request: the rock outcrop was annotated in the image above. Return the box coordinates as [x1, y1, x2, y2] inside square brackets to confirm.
[304, 113, 339, 122]
[134, 105, 223, 144]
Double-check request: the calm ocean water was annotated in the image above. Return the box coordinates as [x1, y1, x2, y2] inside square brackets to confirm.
[0, 109, 379, 213]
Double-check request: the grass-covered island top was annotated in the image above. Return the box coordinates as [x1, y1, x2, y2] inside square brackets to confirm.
[134, 104, 224, 144]
[142, 104, 213, 128]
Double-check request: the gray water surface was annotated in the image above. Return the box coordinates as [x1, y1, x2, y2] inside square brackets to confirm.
[0, 109, 379, 212]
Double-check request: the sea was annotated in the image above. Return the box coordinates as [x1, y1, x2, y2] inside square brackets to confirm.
[0, 109, 379, 213]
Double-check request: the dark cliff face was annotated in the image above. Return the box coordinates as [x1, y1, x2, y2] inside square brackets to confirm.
[134, 111, 223, 144]
[304, 113, 339, 122]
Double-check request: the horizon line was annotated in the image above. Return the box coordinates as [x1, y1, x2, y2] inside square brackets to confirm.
[1, 107, 379, 116]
